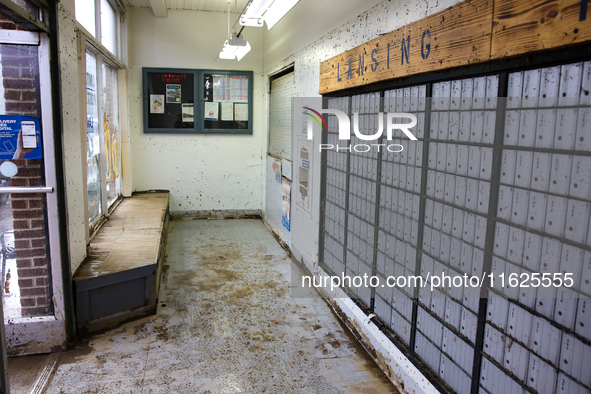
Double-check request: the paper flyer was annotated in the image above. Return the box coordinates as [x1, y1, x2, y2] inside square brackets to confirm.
[166, 84, 181, 103]
[181, 103, 194, 122]
[273, 159, 281, 183]
[204, 102, 219, 120]
[282, 178, 291, 231]
[0, 115, 42, 160]
[235, 103, 248, 121]
[150, 95, 164, 114]
[221, 102, 234, 121]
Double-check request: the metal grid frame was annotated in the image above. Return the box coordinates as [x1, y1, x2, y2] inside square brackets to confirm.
[318, 56, 591, 394]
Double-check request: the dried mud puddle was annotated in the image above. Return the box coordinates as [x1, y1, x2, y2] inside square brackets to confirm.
[144, 241, 343, 392]
[48, 224, 395, 393]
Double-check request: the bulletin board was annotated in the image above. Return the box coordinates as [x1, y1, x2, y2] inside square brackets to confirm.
[200, 70, 253, 135]
[143, 68, 198, 134]
[143, 68, 253, 134]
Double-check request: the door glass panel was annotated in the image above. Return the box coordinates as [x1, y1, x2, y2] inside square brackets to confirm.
[0, 43, 52, 318]
[86, 51, 101, 223]
[102, 62, 120, 206]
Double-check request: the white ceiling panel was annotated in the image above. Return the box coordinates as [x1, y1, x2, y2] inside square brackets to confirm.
[125, 0, 249, 12]
[125, 0, 150, 8]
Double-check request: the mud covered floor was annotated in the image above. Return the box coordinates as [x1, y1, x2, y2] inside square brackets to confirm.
[45, 219, 398, 393]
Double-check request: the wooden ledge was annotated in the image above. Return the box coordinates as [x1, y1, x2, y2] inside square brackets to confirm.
[73, 191, 170, 334]
[74, 193, 169, 281]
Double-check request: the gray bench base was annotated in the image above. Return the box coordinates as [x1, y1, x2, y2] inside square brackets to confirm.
[73, 192, 169, 335]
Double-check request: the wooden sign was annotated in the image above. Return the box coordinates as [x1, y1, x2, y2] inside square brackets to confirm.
[319, 0, 591, 94]
[491, 0, 591, 57]
[319, 0, 493, 94]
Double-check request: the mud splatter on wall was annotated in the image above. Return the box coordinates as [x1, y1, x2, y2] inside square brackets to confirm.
[57, 3, 87, 275]
[127, 9, 265, 214]
[262, 0, 463, 280]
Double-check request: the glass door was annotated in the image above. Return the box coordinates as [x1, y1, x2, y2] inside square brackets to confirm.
[0, 29, 66, 355]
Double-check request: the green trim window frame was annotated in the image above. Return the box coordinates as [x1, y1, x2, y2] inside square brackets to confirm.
[142, 67, 253, 135]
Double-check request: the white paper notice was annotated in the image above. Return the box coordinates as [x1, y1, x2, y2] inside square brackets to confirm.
[204, 102, 219, 120]
[221, 102, 234, 121]
[235, 103, 248, 121]
[182, 103, 194, 122]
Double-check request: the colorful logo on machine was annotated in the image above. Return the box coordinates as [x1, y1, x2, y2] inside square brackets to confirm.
[302, 106, 417, 152]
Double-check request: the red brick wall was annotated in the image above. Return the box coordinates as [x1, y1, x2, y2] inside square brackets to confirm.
[1, 18, 51, 317]
[10, 167, 51, 317]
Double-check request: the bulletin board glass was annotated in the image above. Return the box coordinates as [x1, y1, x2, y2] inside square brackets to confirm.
[143, 68, 253, 135]
[200, 70, 253, 135]
[143, 68, 198, 134]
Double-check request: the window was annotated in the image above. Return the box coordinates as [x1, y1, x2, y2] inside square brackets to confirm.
[100, 0, 117, 55]
[102, 62, 120, 206]
[77, 0, 124, 229]
[75, 0, 120, 57]
[75, 0, 96, 36]
[86, 51, 100, 223]
[85, 50, 121, 227]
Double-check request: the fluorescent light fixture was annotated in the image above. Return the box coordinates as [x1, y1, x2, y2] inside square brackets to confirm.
[219, 40, 236, 59]
[240, 0, 299, 30]
[219, 33, 251, 61]
[235, 41, 252, 61]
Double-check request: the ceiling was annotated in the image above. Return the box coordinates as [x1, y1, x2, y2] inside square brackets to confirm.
[123, 0, 384, 66]
[124, 0, 249, 13]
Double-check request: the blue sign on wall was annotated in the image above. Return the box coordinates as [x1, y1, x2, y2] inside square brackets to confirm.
[0, 115, 42, 160]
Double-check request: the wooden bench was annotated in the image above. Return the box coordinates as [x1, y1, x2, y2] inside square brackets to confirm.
[73, 192, 170, 334]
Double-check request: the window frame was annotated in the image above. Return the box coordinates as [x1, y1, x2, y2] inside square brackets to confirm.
[75, 0, 126, 237]
[76, 5, 125, 236]
[84, 44, 123, 234]
[75, 0, 121, 59]
[96, 0, 119, 58]
[85, 49, 102, 227]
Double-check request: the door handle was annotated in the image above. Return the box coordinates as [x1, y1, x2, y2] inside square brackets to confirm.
[0, 187, 53, 194]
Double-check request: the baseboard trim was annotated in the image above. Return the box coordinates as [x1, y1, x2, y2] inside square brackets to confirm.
[261, 214, 291, 250]
[170, 209, 262, 221]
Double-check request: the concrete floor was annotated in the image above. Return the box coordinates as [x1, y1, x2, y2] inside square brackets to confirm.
[7, 354, 51, 393]
[19, 219, 397, 393]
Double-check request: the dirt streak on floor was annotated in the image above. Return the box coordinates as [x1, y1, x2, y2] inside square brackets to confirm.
[36, 219, 399, 393]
